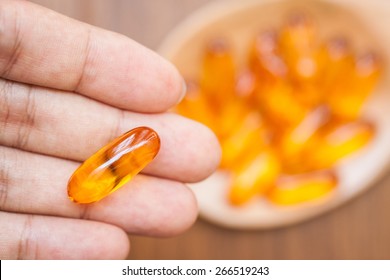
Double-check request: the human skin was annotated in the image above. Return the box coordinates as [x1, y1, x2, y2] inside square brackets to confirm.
[0, 0, 221, 259]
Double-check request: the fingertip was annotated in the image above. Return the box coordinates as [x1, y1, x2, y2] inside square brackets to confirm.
[159, 184, 199, 237]
[152, 56, 187, 111]
[140, 114, 222, 183]
[200, 124, 222, 180]
[123, 45, 186, 113]
[96, 224, 130, 260]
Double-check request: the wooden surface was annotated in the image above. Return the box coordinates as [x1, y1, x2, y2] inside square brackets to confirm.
[29, 0, 390, 259]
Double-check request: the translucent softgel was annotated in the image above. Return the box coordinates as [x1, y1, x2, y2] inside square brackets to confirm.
[67, 127, 160, 204]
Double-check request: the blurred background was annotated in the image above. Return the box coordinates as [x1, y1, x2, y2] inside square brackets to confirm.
[30, 0, 390, 259]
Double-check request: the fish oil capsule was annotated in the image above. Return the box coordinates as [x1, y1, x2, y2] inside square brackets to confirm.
[228, 149, 280, 205]
[266, 170, 336, 205]
[348, 52, 381, 114]
[277, 105, 330, 173]
[319, 37, 354, 92]
[328, 52, 381, 120]
[249, 30, 288, 84]
[67, 127, 160, 204]
[176, 81, 216, 131]
[220, 112, 266, 168]
[306, 120, 374, 169]
[200, 38, 236, 108]
[280, 13, 316, 55]
[257, 81, 308, 128]
[217, 99, 249, 141]
[279, 13, 319, 82]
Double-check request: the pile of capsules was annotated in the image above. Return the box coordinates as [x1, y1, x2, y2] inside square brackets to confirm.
[176, 13, 381, 206]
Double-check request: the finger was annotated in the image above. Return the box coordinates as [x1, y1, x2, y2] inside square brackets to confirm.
[0, 146, 198, 237]
[0, 0, 184, 112]
[0, 80, 221, 182]
[0, 211, 129, 259]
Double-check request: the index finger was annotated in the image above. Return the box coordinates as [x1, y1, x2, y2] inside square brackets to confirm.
[0, 0, 185, 112]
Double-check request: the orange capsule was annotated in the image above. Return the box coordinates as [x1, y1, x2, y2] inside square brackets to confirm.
[277, 105, 330, 173]
[352, 52, 382, 108]
[266, 170, 337, 205]
[220, 112, 267, 168]
[228, 149, 280, 205]
[216, 98, 250, 141]
[306, 120, 375, 169]
[354, 52, 382, 93]
[249, 30, 288, 84]
[279, 13, 319, 82]
[67, 127, 160, 203]
[256, 81, 308, 128]
[176, 81, 216, 131]
[280, 13, 316, 53]
[319, 37, 354, 90]
[328, 52, 382, 120]
[199, 38, 236, 108]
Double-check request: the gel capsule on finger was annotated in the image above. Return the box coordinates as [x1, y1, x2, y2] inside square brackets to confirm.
[67, 127, 160, 204]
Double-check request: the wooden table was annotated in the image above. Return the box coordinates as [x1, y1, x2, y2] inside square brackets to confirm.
[30, 0, 390, 259]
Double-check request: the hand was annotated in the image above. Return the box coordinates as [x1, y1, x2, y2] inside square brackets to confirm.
[0, 0, 220, 259]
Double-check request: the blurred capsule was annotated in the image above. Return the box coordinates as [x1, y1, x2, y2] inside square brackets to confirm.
[279, 13, 319, 82]
[200, 38, 236, 108]
[280, 13, 316, 53]
[328, 52, 382, 119]
[229, 149, 280, 205]
[256, 81, 308, 128]
[277, 105, 331, 173]
[352, 52, 381, 104]
[248, 31, 304, 125]
[319, 37, 354, 88]
[306, 119, 375, 169]
[266, 170, 337, 205]
[221, 112, 267, 168]
[249, 30, 288, 84]
[217, 99, 249, 141]
[176, 81, 216, 131]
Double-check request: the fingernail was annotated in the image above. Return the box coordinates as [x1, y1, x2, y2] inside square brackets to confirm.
[177, 79, 187, 105]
